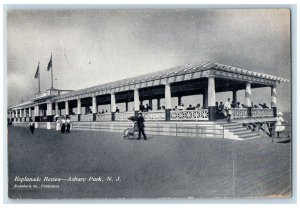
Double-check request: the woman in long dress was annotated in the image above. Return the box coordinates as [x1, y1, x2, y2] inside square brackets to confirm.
[66, 116, 71, 133]
[56, 117, 61, 131]
[29, 118, 35, 134]
[61, 116, 66, 133]
[275, 112, 285, 137]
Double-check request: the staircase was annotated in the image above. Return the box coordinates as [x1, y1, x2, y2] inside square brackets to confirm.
[219, 121, 262, 140]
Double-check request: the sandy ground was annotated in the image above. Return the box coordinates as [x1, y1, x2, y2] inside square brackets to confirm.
[7, 126, 291, 199]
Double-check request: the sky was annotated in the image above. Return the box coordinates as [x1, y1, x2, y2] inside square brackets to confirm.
[7, 9, 291, 112]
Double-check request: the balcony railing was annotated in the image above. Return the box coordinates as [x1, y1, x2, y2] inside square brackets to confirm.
[115, 112, 135, 121]
[143, 111, 166, 121]
[170, 109, 209, 121]
[251, 108, 274, 118]
[231, 108, 249, 119]
[96, 113, 112, 122]
[80, 114, 94, 122]
[70, 114, 79, 122]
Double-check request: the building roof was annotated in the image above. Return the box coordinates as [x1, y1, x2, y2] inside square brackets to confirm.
[53, 60, 289, 100]
[9, 60, 289, 109]
[11, 100, 35, 109]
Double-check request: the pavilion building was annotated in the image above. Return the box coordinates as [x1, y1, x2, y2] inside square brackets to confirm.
[8, 61, 289, 140]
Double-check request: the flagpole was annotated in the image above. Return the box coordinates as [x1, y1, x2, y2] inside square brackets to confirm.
[51, 52, 53, 89]
[38, 62, 41, 93]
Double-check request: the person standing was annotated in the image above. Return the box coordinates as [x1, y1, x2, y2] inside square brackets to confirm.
[66, 116, 71, 133]
[137, 112, 147, 140]
[29, 118, 35, 134]
[224, 98, 232, 122]
[275, 112, 286, 137]
[56, 116, 61, 131]
[61, 116, 66, 133]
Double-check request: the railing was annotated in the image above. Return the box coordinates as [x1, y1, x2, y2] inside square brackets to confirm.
[251, 108, 274, 118]
[35, 92, 47, 98]
[80, 114, 94, 122]
[115, 112, 135, 121]
[96, 113, 112, 122]
[143, 111, 166, 121]
[70, 114, 79, 122]
[170, 109, 209, 121]
[231, 108, 249, 119]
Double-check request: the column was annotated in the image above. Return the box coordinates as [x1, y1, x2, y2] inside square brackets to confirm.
[232, 90, 237, 106]
[178, 96, 182, 106]
[245, 82, 252, 117]
[47, 102, 53, 116]
[134, 89, 140, 113]
[271, 86, 277, 107]
[208, 76, 216, 120]
[65, 101, 69, 115]
[271, 85, 277, 117]
[23, 109, 27, 118]
[149, 99, 153, 109]
[245, 82, 252, 107]
[34, 105, 40, 122]
[110, 93, 116, 113]
[20, 109, 23, 118]
[77, 98, 82, 114]
[92, 96, 97, 114]
[28, 107, 32, 118]
[125, 101, 128, 112]
[111, 93, 116, 121]
[165, 83, 172, 120]
[157, 98, 161, 110]
[203, 89, 208, 108]
[55, 102, 59, 115]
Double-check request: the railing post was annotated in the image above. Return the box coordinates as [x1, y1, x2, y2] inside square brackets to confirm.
[208, 107, 216, 121]
[165, 109, 171, 121]
[272, 107, 277, 117]
[247, 107, 252, 118]
[93, 114, 96, 121]
[112, 112, 115, 121]
[78, 114, 81, 122]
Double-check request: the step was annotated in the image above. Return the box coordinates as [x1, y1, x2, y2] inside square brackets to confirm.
[232, 130, 257, 136]
[238, 133, 261, 139]
[229, 128, 250, 133]
[225, 125, 244, 130]
[240, 134, 262, 140]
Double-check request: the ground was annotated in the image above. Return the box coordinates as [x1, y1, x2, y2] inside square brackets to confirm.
[7, 126, 291, 199]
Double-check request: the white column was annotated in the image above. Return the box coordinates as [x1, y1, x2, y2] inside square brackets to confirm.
[134, 89, 140, 111]
[65, 101, 69, 115]
[35, 105, 40, 117]
[111, 93, 116, 113]
[271, 86, 277, 107]
[77, 98, 82, 114]
[92, 96, 97, 114]
[55, 102, 59, 115]
[165, 83, 172, 109]
[29, 108, 32, 118]
[23, 109, 26, 117]
[245, 82, 252, 107]
[12, 110, 15, 119]
[20, 109, 23, 118]
[47, 102, 53, 116]
[208, 76, 216, 107]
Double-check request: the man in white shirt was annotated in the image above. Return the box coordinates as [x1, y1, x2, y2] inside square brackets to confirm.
[224, 98, 232, 122]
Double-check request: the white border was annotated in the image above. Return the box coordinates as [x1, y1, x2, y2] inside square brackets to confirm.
[1, 1, 299, 207]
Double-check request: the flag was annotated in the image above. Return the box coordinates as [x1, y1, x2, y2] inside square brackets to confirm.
[47, 54, 52, 71]
[34, 63, 40, 79]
